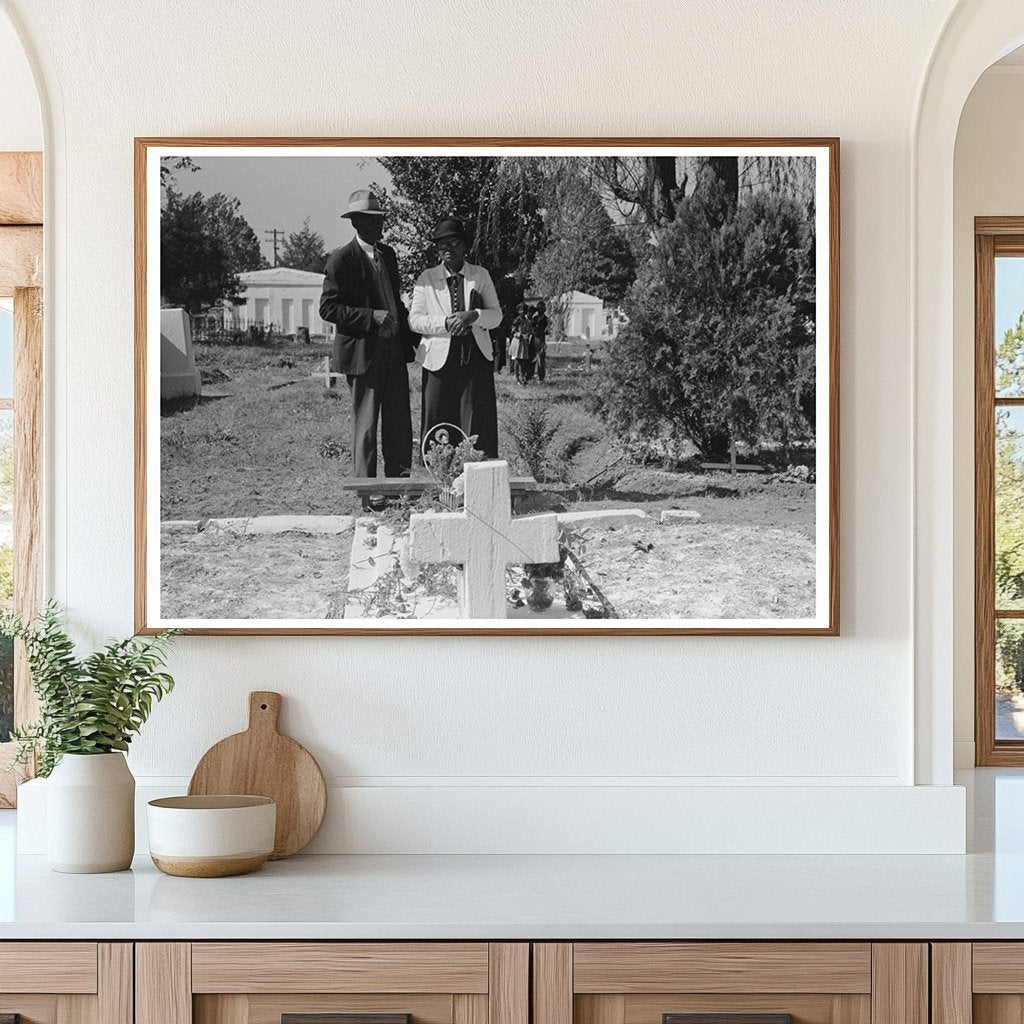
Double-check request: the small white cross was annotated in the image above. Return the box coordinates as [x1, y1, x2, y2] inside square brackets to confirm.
[408, 460, 559, 618]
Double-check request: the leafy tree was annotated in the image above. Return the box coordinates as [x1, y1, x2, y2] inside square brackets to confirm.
[281, 217, 328, 273]
[529, 169, 636, 337]
[996, 406, 1024, 604]
[372, 156, 546, 289]
[160, 188, 265, 314]
[990, 314, 1024, 693]
[159, 156, 198, 188]
[594, 181, 816, 460]
[590, 156, 740, 226]
[997, 310, 1024, 396]
[997, 620, 1024, 693]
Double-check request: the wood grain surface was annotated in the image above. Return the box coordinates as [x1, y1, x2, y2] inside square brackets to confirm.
[573, 943, 871, 994]
[191, 942, 489, 994]
[0, 226, 41, 295]
[534, 944, 573, 1024]
[98, 945, 133, 1024]
[0, 943, 97, 993]
[625, 995, 868, 1024]
[188, 691, 326, 858]
[869, 945, 927, 1024]
[930, 944, 971, 1024]
[136, 943, 191, 1024]
[0, 153, 42, 225]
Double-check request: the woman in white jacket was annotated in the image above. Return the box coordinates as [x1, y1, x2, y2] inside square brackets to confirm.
[409, 218, 503, 458]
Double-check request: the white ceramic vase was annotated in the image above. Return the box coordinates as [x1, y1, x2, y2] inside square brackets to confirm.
[46, 752, 135, 873]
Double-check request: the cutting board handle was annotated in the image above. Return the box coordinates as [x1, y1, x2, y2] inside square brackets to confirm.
[248, 691, 282, 734]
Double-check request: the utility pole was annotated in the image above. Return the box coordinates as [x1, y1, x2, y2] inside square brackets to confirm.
[264, 228, 285, 267]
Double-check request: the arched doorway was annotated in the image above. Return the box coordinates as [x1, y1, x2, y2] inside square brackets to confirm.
[913, 1, 1024, 785]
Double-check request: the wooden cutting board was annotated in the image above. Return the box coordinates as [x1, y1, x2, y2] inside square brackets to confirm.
[188, 691, 326, 859]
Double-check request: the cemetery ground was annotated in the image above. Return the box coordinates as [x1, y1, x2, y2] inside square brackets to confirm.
[160, 337, 817, 620]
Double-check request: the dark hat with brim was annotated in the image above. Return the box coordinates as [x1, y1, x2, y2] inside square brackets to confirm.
[340, 189, 385, 219]
[430, 217, 469, 242]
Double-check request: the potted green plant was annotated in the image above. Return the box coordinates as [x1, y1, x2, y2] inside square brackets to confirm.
[1, 603, 178, 873]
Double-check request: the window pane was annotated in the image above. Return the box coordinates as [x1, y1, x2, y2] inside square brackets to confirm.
[0, 306, 12, 399]
[997, 407, 1024, 609]
[996, 257, 1024, 397]
[0, 409, 12, 742]
[998, 620, 1024, 740]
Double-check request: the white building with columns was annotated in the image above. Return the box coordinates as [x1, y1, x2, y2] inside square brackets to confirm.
[231, 267, 334, 337]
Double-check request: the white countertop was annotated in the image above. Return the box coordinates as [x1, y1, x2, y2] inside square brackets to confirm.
[0, 848, 1021, 941]
[1, 769, 1022, 941]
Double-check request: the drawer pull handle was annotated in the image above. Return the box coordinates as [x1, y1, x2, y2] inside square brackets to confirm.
[283, 1015, 411, 1024]
[664, 1016, 795, 1024]
[1, 1016, 21, 1024]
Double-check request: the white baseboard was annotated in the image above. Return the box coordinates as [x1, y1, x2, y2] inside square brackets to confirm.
[17, 778, 967, 856]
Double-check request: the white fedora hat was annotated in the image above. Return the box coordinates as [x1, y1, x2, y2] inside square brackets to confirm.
[340, 189, 385, 219]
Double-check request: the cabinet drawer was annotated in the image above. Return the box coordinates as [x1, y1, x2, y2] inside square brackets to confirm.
[572, 944, 872, 994]
[191, 944, 491, 994]
[139, 943, 528, 1024]
[0, 942, 99, 994]
[534, 944, 926, 1024]
[0, 943, 130, 1024]
[936, 942, 1024, 1024]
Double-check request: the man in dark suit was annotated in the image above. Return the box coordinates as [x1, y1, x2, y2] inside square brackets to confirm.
[319, 189, 417, 478]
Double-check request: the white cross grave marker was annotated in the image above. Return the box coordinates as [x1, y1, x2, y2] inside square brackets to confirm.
[408, 460, 559, 618]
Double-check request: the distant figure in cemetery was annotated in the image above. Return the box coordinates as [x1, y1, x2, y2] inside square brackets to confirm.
[532, 300, 549, 383]
[517, 304, 538, 384]
[319, 189, 417, 478]
[507, 302, 527, 382]
[409, 217, 503, 458]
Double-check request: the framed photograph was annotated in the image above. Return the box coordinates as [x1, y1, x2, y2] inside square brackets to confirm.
[135, 137, 839, 635]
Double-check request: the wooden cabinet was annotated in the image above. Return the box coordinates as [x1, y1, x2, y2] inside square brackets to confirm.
[532, 944, 928, 1024]
[0, 938, 958, 1024]
[0, 943, 132, 1024]
[136, 944, 528, 1024]
[932, 943, 1024, 1024]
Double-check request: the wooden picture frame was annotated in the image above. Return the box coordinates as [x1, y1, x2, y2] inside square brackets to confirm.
[135, 137, 840, 636]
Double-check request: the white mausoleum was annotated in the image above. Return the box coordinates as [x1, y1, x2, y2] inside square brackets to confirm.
[231, 267, 334, 337]
[553, 290, 625, 340]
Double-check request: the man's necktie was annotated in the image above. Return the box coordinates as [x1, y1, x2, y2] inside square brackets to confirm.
[448, 273, 464, 313]
[448, 273, 471, 365]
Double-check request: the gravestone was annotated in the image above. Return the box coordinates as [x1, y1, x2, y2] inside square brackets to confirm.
[408, 461, 559, 618]
[160, 308, 202, 400]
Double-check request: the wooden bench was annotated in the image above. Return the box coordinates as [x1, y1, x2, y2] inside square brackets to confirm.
[339, 474, 546, 511]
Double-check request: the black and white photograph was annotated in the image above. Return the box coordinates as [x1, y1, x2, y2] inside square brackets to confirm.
[137, 140, 838, 634]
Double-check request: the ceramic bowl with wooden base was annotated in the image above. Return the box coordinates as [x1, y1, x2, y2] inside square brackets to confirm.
[147, 795, 276, 877]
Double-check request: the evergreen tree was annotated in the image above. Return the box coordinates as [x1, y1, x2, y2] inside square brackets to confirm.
[594, 181, 816, 461]
[280, 217, 328, 273]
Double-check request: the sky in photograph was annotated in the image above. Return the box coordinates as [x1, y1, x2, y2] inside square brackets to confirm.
[0, 309, 13, 396]
[997, 257, 1024, 342]
[164, 156, 394, 263]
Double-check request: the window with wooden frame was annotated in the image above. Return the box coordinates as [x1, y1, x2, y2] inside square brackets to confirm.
[0, 151, 43, 806]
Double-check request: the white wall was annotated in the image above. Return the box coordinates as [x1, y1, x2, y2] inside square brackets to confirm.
[0, 8, 39, 151]
[952, 65, 1024, 767]
[0, 0, 974, 852]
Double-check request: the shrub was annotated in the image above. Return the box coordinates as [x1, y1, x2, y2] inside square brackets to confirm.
[594, 181, 816, 460]
[504, 403, 560, 482]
